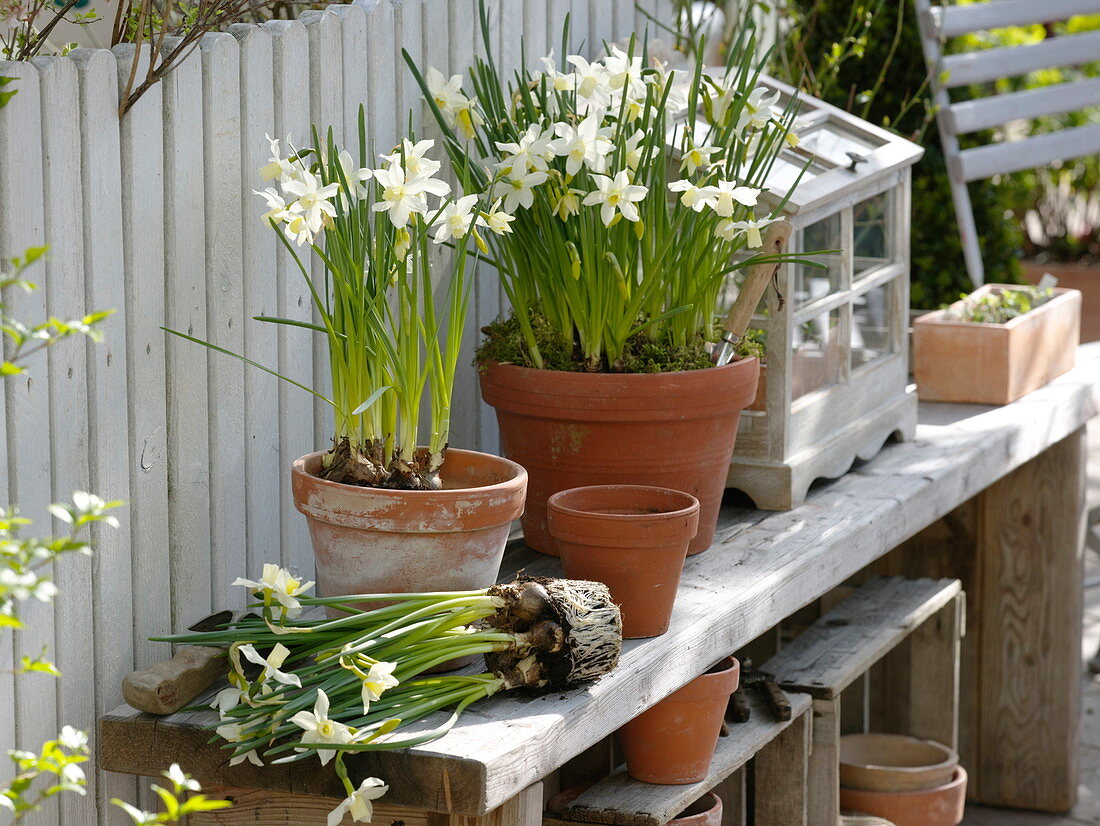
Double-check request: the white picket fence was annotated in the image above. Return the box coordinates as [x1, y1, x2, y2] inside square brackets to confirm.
[0, 0, 677, 822]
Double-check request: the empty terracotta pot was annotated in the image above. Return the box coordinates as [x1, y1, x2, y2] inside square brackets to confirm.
[547, 485, 699, 639]
[840, 766, 967, 826]
[479, 359, 759, 556]
[840, 733, 958, 792]
[619, 657, 740, 784]
[670, 793, 722, 826]
[292, 448, 527, 615]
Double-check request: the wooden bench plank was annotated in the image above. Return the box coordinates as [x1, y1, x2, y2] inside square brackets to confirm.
[97, 359, 1100, 815]
[764, 577, 962, 699]
[558, 692, 812, 826]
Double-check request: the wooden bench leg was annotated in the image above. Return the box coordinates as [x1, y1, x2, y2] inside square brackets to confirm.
[191, 783, 543, 826]
[969, 430, 1084, 811]
[712, 768, 746, 826]
[805, 699, 839, 826]
[754, 710, 810, 826]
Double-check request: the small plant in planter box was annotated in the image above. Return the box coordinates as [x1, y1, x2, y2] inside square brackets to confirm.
[406, 6, 815, 556]
[166, 110, 527, 601]
[913, 279, 1082, 405]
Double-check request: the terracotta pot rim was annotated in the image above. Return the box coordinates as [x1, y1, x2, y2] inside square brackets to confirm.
[841, 765, 968, 798]
[480, 359, 759, 379]
[292, 447, 527, 498]
[548, 485, 701, 521]
[840, 733, 958, 775]
[671, 793, 721, 824]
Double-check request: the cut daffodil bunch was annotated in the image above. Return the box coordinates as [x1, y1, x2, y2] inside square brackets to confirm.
[154, 568, 622, 823]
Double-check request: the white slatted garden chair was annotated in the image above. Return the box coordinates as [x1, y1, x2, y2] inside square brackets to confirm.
[912, 0, 1100, 287]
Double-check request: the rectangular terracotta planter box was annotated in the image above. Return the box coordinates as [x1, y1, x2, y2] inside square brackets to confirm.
[912, 284, 1081, 405]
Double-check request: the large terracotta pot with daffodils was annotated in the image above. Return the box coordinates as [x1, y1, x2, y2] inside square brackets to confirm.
[481, 358, 758, 556]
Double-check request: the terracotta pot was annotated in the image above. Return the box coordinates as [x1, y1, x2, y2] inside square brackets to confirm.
[670, 793, 722, 826]
[840, 765, 967, 826]
[747, 363, 767, 412]
[547, 485, 699, 639]
[291, 448, 527, 611]
[1023, 260, 1100, 343]
[840, 733, 958, 792]
[479, 359, 759, 556]
[544, 786, 591, 815]
[619, 657, 740, 784]
[912, 285, 1080, 405]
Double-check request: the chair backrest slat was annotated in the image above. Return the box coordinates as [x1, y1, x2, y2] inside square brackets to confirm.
[941, 29, 1100, 87]
[949, 76, 1100, 133]
[956, 122, 1100, 181]
[937, 0, 1100, 38]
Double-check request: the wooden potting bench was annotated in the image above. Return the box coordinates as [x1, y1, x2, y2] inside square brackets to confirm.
[100, 349, 1100, 824]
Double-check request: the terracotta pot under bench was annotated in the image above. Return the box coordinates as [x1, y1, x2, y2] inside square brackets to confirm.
[619, 657, 740, 784]
[292, 448, 527, 611]
[480, 359, 759, 556]
[912, 285, 1080, 405]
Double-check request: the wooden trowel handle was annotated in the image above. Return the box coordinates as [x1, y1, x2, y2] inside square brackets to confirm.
[122, 645, 226, 715]
[721, 220, 793, 340]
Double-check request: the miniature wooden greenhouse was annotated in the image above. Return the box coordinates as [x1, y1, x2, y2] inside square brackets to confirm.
[710, 76, 925, 510]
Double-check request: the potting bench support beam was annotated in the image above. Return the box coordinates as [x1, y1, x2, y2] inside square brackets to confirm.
[187, 783, 544, 826]
[868, 426, 1086, 812]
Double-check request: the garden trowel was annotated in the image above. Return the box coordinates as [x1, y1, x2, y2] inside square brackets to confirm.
[711, 219, 793, 367]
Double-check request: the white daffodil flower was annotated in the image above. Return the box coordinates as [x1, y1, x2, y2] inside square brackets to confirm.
[254, 187, 293, 227]
[371, 165, 431, 228]
[566, 54, 610, 110]
[432, 195, 480, 244]
[290, 689, 357, 766]
[380, 138, 441, 180]
[283, 208, 314, 247]
[604, 45, 645, 99]
[61, 762, 85, 787]
[282, 169, 340, 234]
[58, 726, 88, 751]
[426, 66, 468, 119]
[233, 563, 315, 618]
[716, 216, 777, 247]
[230, 749, 264, 767]
[337, 149, 374, 199]
[551, 187, 584, 221]
[328, 777, 389, 826]
[210, 687, 245, 719]
[482, 199, 515, 235]
[492, 168, 548, 213]
[704, 180, 761, 217]
[738, 86, 782, 132]
[495, 124, 554, 175]
[680, 140, 719, 176]
[550, 114, 613, 176]
[165, 763, 201, 792]
[114, 800, 158, 825]
[583, 171, 648, 226]
[668, 179, 717, 212]
[539, 52, 575, 91]
[259, 134, 297, 182]
[360, 661, 400, 713]
[239, 643, 302, 689]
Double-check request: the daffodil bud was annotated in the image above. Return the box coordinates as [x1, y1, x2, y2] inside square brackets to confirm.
[473, 228, 489, 255]
[785, 132, 801, 148]
[634, 219, 645, 240]
[606, 252, 630, 301]
[567, 242, 582, 280]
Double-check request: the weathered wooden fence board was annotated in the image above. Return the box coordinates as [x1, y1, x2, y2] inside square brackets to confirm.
[0, 4, 640, 822]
